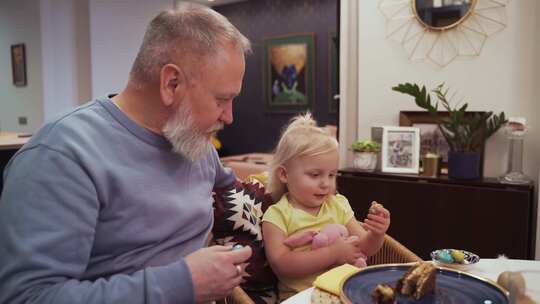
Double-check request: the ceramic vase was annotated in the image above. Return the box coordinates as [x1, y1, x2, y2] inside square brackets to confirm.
[447, 151, 480, 180]
[353, 152, 378, 171]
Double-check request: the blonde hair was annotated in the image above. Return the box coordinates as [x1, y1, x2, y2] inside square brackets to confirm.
[129, 3, 251, 88]
[267, 113, 338, 201]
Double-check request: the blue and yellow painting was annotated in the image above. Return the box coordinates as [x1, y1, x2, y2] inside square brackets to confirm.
[264, 34, 314, 112]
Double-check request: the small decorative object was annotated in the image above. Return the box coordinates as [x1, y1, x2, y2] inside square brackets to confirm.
[381, 126, 420, 174]
[232, 244, 244, 251]
[11, 43, 27, 87]
[393, 83, 507, 180]
[263, 34, 315, 113]
[351, 140, 380, 171]
[430, 249, 480, 269]
[497, 271, 533, 304]
[421, 152, 441, 177]
[499, 117, 531, 185]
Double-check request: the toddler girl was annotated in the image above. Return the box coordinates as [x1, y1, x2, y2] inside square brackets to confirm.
[262, 113, 390, 300]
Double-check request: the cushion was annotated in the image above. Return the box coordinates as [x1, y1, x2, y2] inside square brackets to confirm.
[213, 174, 277, 303]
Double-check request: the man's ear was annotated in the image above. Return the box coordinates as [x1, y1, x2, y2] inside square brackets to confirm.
[160, 63, 187, 107]
[277, 166, 288, 184]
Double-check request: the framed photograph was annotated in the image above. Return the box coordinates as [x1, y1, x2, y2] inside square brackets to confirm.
[381, 126, 420, 174]
[11, 44, 27, 87]
[399, 111, 486, 174]
[263, 33, 315, 113]
[328, 32, 338, 113]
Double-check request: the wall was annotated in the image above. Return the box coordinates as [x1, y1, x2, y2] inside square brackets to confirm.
[89, 0, 174, 98]
[356, 1, 539, 180]
[215, 0, 338, 155]
[353, 1, 540, 258]
[41, 0, 92, 123]
[337, 0, 358, 169]
[86, 0, 338, 155]
[0, 0, 43, 133]
[535, 0, 540, 260]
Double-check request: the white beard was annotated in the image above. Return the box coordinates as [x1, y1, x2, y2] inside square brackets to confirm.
[162, 102, 223, 162]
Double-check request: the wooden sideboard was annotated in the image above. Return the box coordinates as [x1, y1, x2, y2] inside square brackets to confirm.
[337, 169, 537, 260]
[0, 132, 30, 193]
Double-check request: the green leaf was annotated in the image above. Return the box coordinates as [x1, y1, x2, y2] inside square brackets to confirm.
[393, 82, 507, 152]
[351, 140, 381, 152]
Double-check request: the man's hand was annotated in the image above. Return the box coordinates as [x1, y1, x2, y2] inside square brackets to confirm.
[185, 245, 252, 303]
[364, 201, 391, 236]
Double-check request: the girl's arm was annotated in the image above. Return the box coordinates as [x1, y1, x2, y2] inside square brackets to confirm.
[346, 202, 391, 257]
[346, 218, 384, 257]
[262, 222, 363, 279]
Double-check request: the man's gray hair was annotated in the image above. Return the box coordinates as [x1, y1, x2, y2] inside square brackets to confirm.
[129, 3, 251, 88]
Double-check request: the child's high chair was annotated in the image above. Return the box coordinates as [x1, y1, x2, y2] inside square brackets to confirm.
[212, 173, 421, 304]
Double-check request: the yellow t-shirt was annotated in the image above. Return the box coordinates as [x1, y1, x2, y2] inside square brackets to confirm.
[262, 193, 355, 300]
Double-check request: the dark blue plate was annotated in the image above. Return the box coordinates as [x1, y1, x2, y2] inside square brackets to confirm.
[341, 264, 509, 304]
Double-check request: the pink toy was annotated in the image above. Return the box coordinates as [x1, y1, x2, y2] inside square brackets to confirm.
[283, 223, 367, 268]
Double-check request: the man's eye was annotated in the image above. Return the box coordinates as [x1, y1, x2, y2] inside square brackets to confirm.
[309, 173, 319, 177]
[217, 98, 235, 107]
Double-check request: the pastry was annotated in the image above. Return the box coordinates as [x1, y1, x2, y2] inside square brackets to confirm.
[368, 202, 384, 215]
[310, 287, 341, 304]
[396, 262, 437, 300]
[371, 283, 395, 304]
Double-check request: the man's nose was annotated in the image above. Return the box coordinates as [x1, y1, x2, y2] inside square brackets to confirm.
[220, 101, 233, 125]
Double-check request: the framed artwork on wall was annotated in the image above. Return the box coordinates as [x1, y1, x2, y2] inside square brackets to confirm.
[399, 111, 486, 174]
[263, 33, 315, 113]
[11, 44, 27, 87]
[381, 126, 420, 174]
[329, 32, 338, 113]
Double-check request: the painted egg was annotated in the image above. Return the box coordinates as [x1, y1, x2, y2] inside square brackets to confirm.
[451, 249, 465, 263]
[232, 244, 244, 251]
[437, 250, 454, 264]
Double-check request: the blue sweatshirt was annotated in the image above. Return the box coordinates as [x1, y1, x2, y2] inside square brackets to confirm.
[0, 98, 235, 304]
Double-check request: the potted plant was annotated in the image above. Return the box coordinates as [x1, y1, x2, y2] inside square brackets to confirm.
[392, 83, 507, 179]
[351, 140, 380, 171]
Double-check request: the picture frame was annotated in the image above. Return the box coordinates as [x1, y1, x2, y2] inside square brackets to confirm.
[263, 33, 315, 113]
[328, 32, 338, 113]
[381, 126, 420, 174]
[11, 44, 27, 87]
[399, 111, 486, 174]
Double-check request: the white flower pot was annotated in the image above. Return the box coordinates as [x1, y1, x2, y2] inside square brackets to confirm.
[353, 152, 378, 170]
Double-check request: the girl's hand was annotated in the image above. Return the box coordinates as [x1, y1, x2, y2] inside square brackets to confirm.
[331, 236, 365, 265]
[363, 201, 390, 236]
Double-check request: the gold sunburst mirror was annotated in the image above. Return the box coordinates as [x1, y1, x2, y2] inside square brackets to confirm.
[413, 0, 475, 30]
[379, 0, 509, 67]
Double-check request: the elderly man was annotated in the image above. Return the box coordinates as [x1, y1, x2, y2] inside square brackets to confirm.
[0, 4, 251, 304]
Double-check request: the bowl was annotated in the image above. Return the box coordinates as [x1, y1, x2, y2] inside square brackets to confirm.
[431, 249, 480, 269]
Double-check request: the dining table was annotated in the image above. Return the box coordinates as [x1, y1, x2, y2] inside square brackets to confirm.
[282, 259, 540, 303]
